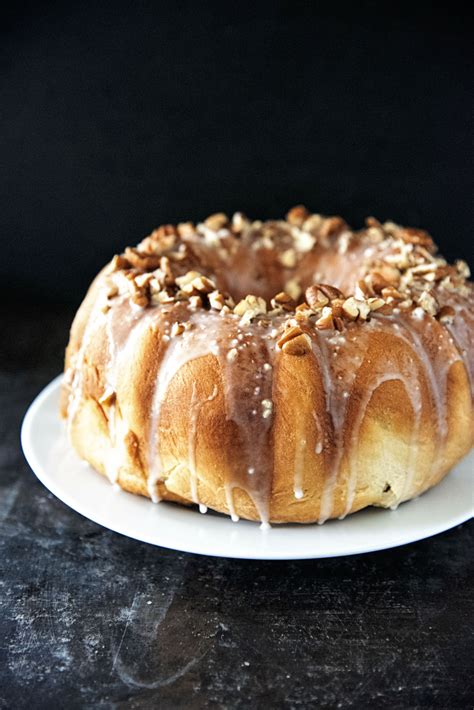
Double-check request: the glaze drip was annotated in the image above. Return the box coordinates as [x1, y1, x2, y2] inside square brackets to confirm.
[145, 310, 276, 524]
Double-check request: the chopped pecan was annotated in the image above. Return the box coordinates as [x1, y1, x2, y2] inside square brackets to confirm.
[99, 387, 116, 406]
[369, 272, 394, 294]
[159, 256, 174, 284]
[177, 222, 195, 238]
[271, 292, 296, 311]
[302, 214, 323, 233]
[286, 205, 310, 226]
[175, 271, 215, 295]
[315, 306, 334, 330]
[342, 297, 360, 320]
[135, 273, 153, 289]
[209, 290, 225, 310]
[124, 247, 161, 271]
[437, 305, 455, 324]
[234, 295, 267, 322]
[150, 288, 174, 305]
[171, 322, 185, 337]
[377, 264, 401, 285]
[455, 260, 471, 279]
[381, 286, 404, 302]
[204, 213, 229, 231]
[319, 216, 346, 239]
[278, 327, 312, 355]
[175, 270, 201, 289]
[398, 227, 434, 249]
[131, 292, 149, 309]
[277, 325, 303, 348]
[365, 216, 383, 229]
[109, 254, 131, 272]
[305, 285, 329, 309]
[191, 275, 216, 294]
[367, 297, 386, 311]
[138, 225, 177, 255]
[232, 212, 250, 233]
[354, 278, 374, 299]
[417, 290, 438, 316]
[189, 295, 203, 309]
[433, 265, 451, 281]
[312, 283, 345, 301]
[330, 298, 345, 318]
[337, 232, 352, 255]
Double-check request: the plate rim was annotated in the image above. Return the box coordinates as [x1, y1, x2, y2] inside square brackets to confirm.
[21, 375, 474, 560]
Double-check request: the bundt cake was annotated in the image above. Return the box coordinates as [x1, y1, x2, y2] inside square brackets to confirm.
[61, 207, 473, 526]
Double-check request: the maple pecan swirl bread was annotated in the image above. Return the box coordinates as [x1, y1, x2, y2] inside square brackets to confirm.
[61, 207, 474, 525]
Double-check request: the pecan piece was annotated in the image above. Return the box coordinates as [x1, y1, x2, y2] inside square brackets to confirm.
[369, 272, 393, 294]
[286, 205, 310, 226]
[312, 283, 345, 301]
[109, 254, 131, 272]
[319, 216, 346, 239]
[278, 327, 312, 355]
[277, 325, 303, 347]
[455, 260, 471, 279]
[234, 295, 267, 323]
[398, 227, 434, 249]
[315, 306, 334, 330]
[417, 290, 438, 316]
[171, 322, 185, 337]
[177, 222, 195, 238]
[437, 305, 455, 324]
[232, 212, 250, 233]
[365, 216, 383, 229]
[330, 298, 345, 318]
[354, 278, 374, 299]
[271, 291, 296, 311]
[305, 285, 329, 309]
[204, 213, 229, 231]
[381, 286, 404, 302]
[124, 247, 162, 271]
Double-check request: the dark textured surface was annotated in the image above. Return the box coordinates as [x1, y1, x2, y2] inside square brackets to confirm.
[0, 304, 473, 709]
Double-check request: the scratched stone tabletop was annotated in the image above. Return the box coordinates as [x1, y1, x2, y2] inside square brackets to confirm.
[0, 303, 473, 709]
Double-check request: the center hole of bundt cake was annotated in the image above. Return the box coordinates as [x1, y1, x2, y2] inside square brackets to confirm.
[212, 244, 351, 305]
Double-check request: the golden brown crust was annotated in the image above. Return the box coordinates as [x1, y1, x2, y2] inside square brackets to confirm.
[61, 209, 474, 524]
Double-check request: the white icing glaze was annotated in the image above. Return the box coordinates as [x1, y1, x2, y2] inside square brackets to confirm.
[66, 267, 473, 525]
[147, 313, 215, 502]
[446, 301, 474, 397]
[65, 298, 107, 444]
[146, 310, 276, 524]
[293, 437, 306, 500]
[188, 382, 218, 504]
[314, 315, 430, 521]
[314, 328, 361, 524]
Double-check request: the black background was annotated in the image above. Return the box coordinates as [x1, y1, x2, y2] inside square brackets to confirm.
[1, 5, 474, 707]
[2, 1, 473, 305]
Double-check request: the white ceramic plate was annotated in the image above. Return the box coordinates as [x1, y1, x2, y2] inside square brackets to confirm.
[21, 376, 473, 560]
